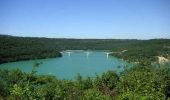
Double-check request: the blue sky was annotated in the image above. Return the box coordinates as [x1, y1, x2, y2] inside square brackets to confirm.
[0, 0, 170, 39]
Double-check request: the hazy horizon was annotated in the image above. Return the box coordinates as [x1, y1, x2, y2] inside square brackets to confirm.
[1, 33, 170, 40]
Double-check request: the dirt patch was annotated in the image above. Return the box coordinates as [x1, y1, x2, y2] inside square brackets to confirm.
[158, 56, 169, 64]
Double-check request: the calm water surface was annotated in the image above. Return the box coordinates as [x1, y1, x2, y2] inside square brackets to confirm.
[0, 51, 128, 79]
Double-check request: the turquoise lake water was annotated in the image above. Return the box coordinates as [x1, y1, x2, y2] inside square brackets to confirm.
[0, 51, 128, 79]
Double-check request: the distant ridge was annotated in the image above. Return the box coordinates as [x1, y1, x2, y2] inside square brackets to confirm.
[0, 34, 169, 40]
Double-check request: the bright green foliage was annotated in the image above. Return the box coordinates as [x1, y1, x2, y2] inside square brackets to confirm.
[10, 84, 33, 100]
[117, 63, 170, 100]
[83, 89, 112, 100]
[94, 71, 118, 99]
[101, 71, 119, 90]
[0, 62, 170, 99]
[75, 74, 93, 90]
[10, 84, 24, 98]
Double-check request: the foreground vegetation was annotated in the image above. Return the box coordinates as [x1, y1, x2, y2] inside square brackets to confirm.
[0, 62, 170, 100]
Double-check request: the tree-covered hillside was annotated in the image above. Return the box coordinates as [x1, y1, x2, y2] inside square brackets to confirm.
[0, 35, 62, 64]
[110, 39, 170, 63]
[0, 35, 170, 64]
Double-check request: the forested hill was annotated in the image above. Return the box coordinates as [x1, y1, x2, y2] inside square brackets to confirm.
[0, 35, 143, 50]
[0, 35, 170, 64]
[0, 35, 62, 64]
[110, 39, 170, 63]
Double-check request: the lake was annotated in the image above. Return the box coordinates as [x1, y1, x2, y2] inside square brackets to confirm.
[0, 51, 129, 79]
